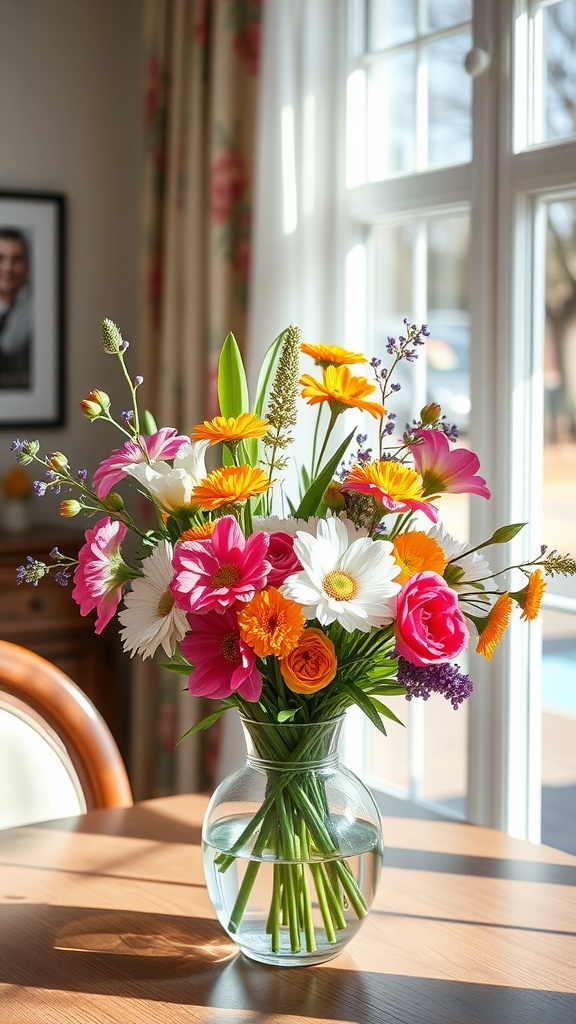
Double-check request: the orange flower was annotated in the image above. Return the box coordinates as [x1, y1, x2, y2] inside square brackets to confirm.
[519, 569, 547, 621]
[192, 466, 272, 510]
[237, 587, 305, 658]
[392, 531, 447, 586]
[178, 521, 216, 543]
[343, 460, 437, 522]
[300, 341, 367, 368]
[280, 627, 337, 694]
[476, 593, 513, 661]
[191, 412, 269, 445]
[300, 365, 385, 420]
[1, 465, 32, 500]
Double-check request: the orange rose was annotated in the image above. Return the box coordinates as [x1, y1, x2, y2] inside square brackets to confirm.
[280, 627, 337, 694]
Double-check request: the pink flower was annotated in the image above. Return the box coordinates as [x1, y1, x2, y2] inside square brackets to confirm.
[265, 532, 302, 586]
[394, 571, 469, 667]
[181, 607, 262, 701]
[170, 514, 270, 613]
[92, 428, 190, 499]
[411, 430, 491, 500]
[71, 518, 131, 633]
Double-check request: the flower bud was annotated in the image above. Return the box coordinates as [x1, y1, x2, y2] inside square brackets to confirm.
[323, 481, 346, 511]
[81, 389, 111, 419]
[101, 318, 123, 354]
[59, 499, 82, 518]
[420, 402, 442, 426]
[105, 492, 125, 512]
[46, 452, 69, 471]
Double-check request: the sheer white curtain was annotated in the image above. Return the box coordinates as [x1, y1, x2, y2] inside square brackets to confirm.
[216, 0, 349, 781]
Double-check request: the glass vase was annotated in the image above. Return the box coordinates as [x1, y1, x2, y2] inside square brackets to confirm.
[202, 714, 383, 967]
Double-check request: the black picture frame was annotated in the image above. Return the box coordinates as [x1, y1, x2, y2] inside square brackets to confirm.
[0, 190, 65, 427]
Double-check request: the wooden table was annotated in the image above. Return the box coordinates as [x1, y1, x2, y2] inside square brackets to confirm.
[1, 793, 575, 1024]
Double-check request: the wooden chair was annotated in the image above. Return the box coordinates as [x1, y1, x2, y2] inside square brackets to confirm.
[0, 640, 133, 829]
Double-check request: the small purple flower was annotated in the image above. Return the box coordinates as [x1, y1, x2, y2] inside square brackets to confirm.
[33, 480, 47, 496]
[50, 547, 60, 559]
[134, 375, 144, 387]
[77, 468, 88, 482]
[120, 339, 129, 352]
[370, 357, 381, 368]
[391, 382, 401, 392]
[54, 568, 72, 587]
[121, 410, 134, 425]
[397, 656, 473, 710]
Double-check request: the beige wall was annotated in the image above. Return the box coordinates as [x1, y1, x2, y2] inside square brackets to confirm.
[0, 0, 144, 527]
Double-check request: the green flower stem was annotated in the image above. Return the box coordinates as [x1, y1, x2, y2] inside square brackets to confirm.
[267, 865, 282, 951]
[309, 862, 337, 944]
[298, 818, 317, 952]
[333, 859, 368, 917]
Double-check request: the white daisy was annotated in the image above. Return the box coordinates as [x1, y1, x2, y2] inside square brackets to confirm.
[280, 515, 401, 633]
[429, 524, 493, 618]
[119, 541, 189, 659]
[253, 512, 367, 541]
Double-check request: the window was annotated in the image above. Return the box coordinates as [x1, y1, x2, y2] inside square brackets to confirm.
[344, 0, 576, 850]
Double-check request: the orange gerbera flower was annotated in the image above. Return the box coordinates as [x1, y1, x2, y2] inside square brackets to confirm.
[343, 460, 438, 523]
[191, 413, 269, 445]
[178, 521, 216, 543]
[299, 365, 385, 420]
[237, 587, 305, 658]
[476, 593, 513, 661]
[392, 531, 447, 586]
[192, 465, 272, 510]
[300, 342, 367, 368]
[519, 569, 547, 621]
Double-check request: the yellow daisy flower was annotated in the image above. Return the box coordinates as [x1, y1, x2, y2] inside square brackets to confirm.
[519, 569, 547, 621]
[192, 465, 272, 510]
[191, 413, 269, 445]
[177, 521, 216, 543]
[476, 593, 513, 661]
[392, 531, 447, 586]
[300, 341, 367, 368]
[300, 365, 385, 420]
[237, 587, 305, 659]
[343, 460, 438, 522]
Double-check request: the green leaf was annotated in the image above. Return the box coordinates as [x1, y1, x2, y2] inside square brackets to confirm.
[142, 409, 158, 435]
[218, 332, 250, 418]
[295, 428, 355, 519]
[277, 708, 299, 723]
[176, 706, 229, 745]
[159, 662, 193, 675]
[369, 697, 406, 726]
[253, 329, 288, 418]
[342, 679, 388, 736]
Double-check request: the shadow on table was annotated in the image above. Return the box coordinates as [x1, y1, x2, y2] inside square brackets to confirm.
[0, 904, 574, 1024]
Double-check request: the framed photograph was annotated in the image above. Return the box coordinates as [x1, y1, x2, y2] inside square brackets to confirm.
[0, 191, 65, 426]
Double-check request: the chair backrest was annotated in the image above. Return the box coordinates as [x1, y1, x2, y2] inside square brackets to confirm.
[0, 640, 132, 829]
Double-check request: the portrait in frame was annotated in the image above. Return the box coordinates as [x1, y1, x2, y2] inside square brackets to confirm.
[0, 191, 65, 426]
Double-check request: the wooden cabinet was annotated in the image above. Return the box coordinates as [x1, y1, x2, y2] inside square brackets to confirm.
[0, 526, 125, 751]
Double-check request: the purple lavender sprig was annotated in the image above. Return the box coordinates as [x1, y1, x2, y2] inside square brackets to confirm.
[397, 656, 473, 710]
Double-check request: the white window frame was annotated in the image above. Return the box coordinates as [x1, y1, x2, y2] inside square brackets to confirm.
[344, 0, 576, 842]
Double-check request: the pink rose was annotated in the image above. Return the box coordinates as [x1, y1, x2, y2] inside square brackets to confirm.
[394, 571, 469, 667]
[266, 532, 302, 586]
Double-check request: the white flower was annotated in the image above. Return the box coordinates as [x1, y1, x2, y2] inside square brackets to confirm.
[126, 440, 209, 514]
[280, 516, 400, 632]
[429, 524, 493, 617]
[254, 512, 366, 540]
[119, 541, 189, 659]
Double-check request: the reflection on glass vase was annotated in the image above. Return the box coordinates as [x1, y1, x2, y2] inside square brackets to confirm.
[202, 715, 383, 967]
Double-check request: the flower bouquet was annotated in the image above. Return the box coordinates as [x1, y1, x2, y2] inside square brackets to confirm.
[12, 318, 575, 966]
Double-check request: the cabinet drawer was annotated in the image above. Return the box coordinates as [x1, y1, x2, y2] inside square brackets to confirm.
[0, 570, 85, 635]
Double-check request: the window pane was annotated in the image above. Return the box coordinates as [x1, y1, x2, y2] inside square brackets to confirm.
[424, 0, 472, 32]
[368, 0, 417, 50]
[542, 0, 576, 143]
[542, 196, 576, 855]
[427, 31, 473, 166]
[367, 53, 416, 178]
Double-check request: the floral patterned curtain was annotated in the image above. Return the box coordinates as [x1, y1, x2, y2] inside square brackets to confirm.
[131, 0, 262, 799]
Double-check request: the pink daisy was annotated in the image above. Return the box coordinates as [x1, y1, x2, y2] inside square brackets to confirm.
[181, 607, 263, 701]
[92, 427, 190, 498]
[71, 517, 135, 633]
[411, 430, 491, 500]
[170, 514, 270, 613]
